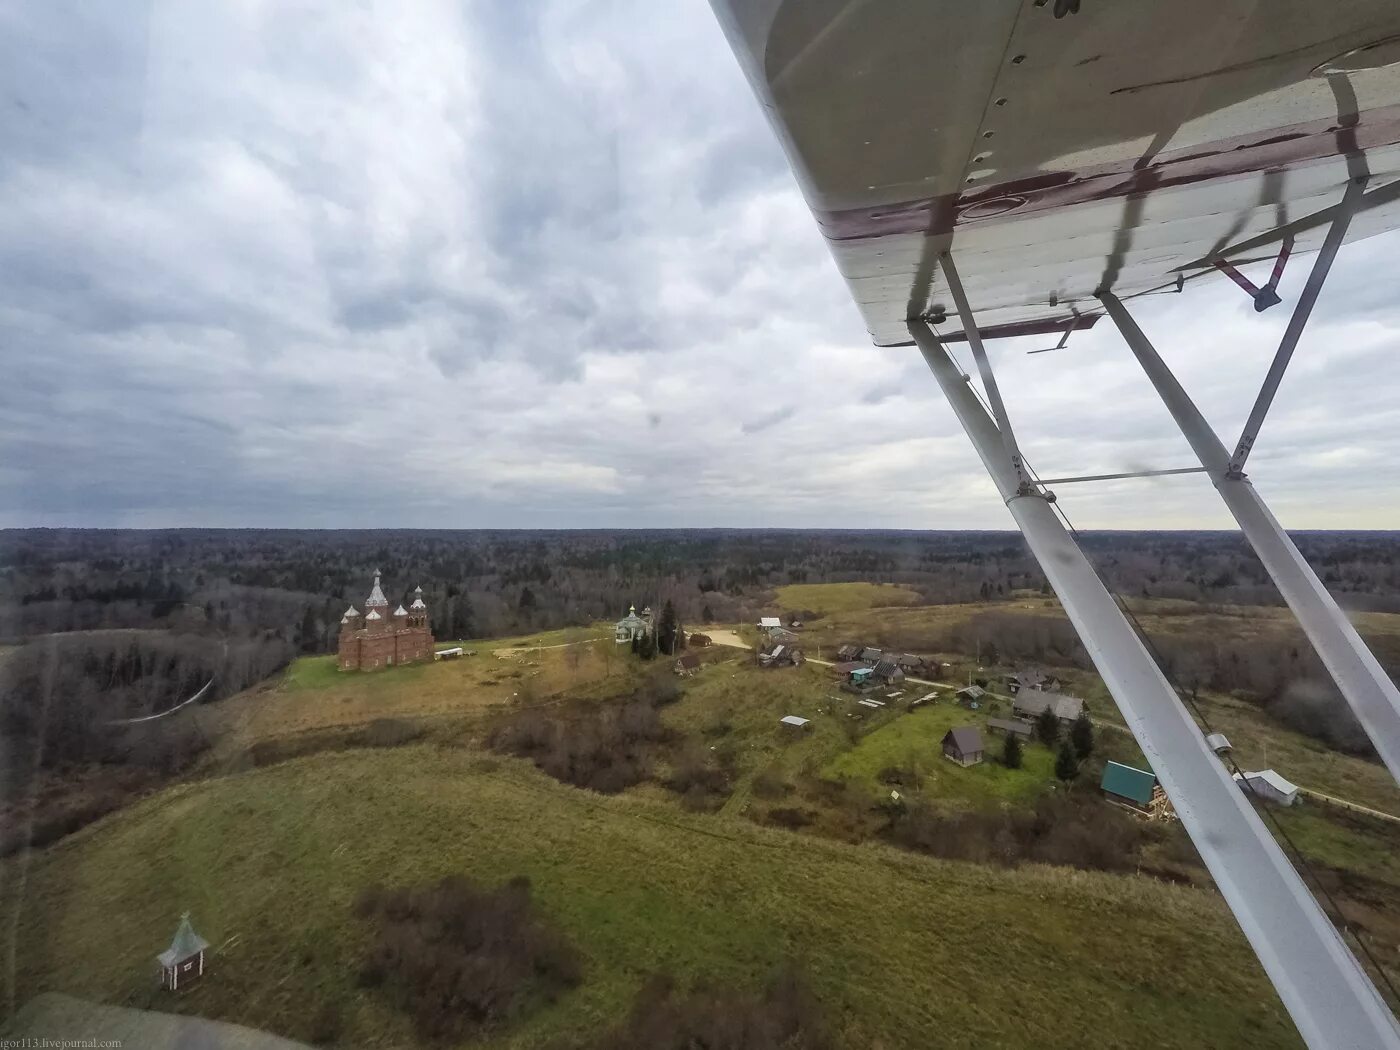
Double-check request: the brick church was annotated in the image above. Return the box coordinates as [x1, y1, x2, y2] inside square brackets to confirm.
[337, 570, 434, 671]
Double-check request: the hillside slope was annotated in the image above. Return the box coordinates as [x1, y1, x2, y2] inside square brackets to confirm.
[4, 746, 1302, 1049]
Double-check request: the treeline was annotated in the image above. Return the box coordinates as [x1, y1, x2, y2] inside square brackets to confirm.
[0, 630, 294, 770]
[864, 607, 1377, 756]
[7, 528, 1400, 652]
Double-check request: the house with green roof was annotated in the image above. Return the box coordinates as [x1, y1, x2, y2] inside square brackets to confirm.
[1100, 760, 1173, 820]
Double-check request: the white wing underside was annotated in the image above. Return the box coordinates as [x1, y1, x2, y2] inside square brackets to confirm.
[711, 0, 1400, 344]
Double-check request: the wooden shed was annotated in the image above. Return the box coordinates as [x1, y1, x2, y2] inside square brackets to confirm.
[954, 685, 985, 706]
[986, 717, 1034, 740]
[941, 727, 985, 767]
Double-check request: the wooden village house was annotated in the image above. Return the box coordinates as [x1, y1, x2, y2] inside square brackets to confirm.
[871, 659, 905, 684]
[1012, 688, 1085, 723]
[1004, 668, 1061, 695]
[1101, 761, 1174, 819]
[759, 643, 805, 668]
[157, 912, 209, 991]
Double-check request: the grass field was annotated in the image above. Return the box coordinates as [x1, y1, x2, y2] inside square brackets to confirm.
[3, 746, 1305, 1050]
[200, 627, 633, 763]
[772, 581, 922, 615]
[825, 704, 1056, 805]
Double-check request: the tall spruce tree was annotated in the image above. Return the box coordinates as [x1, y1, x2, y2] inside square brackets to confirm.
[1055, 739, 1079, 781]
[657, 600, 679, 656]
[1070, 713, 1095, 760]
[1035, 707, 1060, 746]
[1003, 732, 1023, 770]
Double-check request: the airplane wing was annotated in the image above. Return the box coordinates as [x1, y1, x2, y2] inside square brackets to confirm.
[709, 0, 1400, 345]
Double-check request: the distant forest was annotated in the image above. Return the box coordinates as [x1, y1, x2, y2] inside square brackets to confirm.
[5, 528, 1400, 653]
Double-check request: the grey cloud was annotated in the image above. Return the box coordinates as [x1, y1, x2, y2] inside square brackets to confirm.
[2, 1, 1399, 530]
[741, 406, 797, 434]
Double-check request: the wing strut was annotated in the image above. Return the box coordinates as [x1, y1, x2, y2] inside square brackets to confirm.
[939, 251, 1035, 494]
[909, 315, 1400, 1050]
[1098, 247, 1400, 789]
[1228, 176, 1367, 475]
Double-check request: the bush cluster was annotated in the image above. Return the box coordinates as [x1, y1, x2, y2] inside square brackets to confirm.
[886, 793, 1153, 873]
[490, 696, 670, 795]
[354, 874, 581, 1041]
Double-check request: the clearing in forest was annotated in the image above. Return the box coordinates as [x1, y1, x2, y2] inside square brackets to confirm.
[772, 581, 921, 615]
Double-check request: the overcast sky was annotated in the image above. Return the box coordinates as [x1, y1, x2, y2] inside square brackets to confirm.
[2, 0, 1398, 531]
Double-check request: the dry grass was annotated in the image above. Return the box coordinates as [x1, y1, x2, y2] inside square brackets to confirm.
[199, 628, 631, 761]
[2, 746, 1304, 1050]
[772, 582, 922, 616]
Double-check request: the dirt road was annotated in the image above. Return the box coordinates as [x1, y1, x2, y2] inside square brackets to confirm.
[702, 628, 748, 649]
[492, 638, 598, 659]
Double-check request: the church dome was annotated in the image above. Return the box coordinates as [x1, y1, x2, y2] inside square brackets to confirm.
[364, 569, 389, 608]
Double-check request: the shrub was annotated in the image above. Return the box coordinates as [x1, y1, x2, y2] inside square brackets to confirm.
[751, 770, 791, 799]
[491, 702, 661, 794]
[358, 718, 423, 748]
[354, 874, 581, 1042]
[666, 750, 731, 806]
[766, 807, 814, 829]
[491, 709, 556, 756]
[886, 795, 1150, 874]
[307, 1002, 343, 1045]
[1269, 678, 1374, 756]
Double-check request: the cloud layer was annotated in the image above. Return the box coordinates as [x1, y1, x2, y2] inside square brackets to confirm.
[2, 0, 1398, 530]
